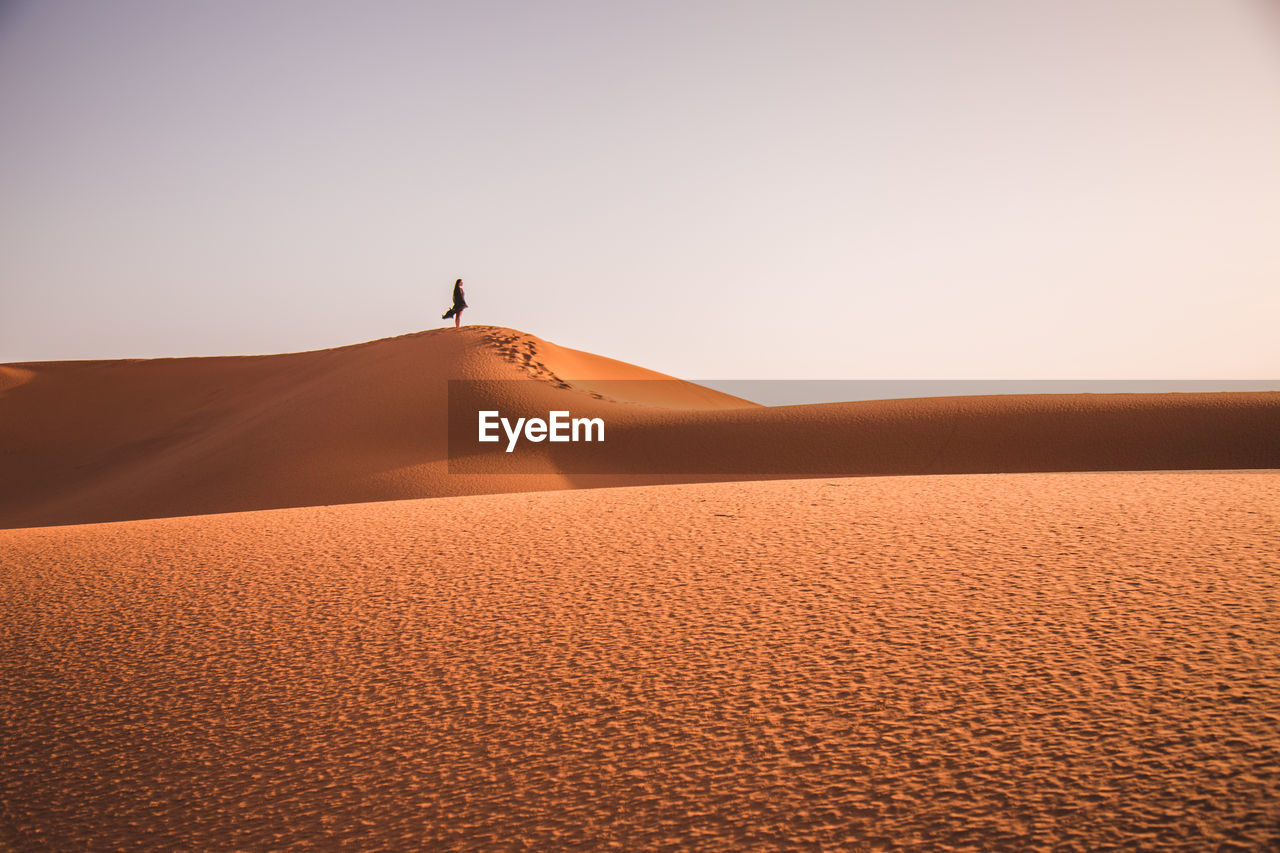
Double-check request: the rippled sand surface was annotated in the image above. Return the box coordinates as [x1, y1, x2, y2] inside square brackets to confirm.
[3, 471, 1278, 850]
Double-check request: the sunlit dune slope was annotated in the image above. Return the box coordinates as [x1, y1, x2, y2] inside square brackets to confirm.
[2, 471, 1277, 849]
[0, 327, 748, 528]
[1, 326, 1277, 527]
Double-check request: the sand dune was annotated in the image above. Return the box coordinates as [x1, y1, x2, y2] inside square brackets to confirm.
[3, 329, 1278, 847]
[2, 327, 1276, 528]
[0, 327, 749, 529]
[2, 471, 1277, 849]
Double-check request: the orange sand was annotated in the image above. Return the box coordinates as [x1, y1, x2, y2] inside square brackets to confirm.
[2, 327, 1277, 528]
[3, 328, 1278, 848]
[2, 471, 1278, 850]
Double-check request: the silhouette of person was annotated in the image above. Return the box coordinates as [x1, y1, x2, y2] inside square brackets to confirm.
[442, 278, 467, 327]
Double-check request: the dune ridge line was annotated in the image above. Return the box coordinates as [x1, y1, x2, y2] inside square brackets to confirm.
[1, 326, 1276, 528]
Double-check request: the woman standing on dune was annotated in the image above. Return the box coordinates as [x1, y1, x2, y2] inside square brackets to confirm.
[442, 278, 467, 327]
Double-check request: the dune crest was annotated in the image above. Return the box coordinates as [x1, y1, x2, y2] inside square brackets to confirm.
[1, 327, 1277, 528]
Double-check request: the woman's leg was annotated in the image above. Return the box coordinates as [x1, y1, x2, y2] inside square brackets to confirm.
[455, 309, 462, 328]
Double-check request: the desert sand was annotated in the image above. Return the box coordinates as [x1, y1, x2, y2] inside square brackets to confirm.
[2, 472, 1278, 850]
[2, 328, 1278, 850]
[1, 326, 1277, 528]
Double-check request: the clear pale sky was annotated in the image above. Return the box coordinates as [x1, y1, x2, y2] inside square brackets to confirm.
[2, 0, 1278, 381]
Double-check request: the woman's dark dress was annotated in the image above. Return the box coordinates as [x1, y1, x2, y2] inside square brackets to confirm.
[442, 283, 467, 320]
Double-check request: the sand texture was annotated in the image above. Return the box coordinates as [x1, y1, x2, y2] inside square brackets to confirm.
[3, 327, 1277, 528]
[3, 471, 1278, 850]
